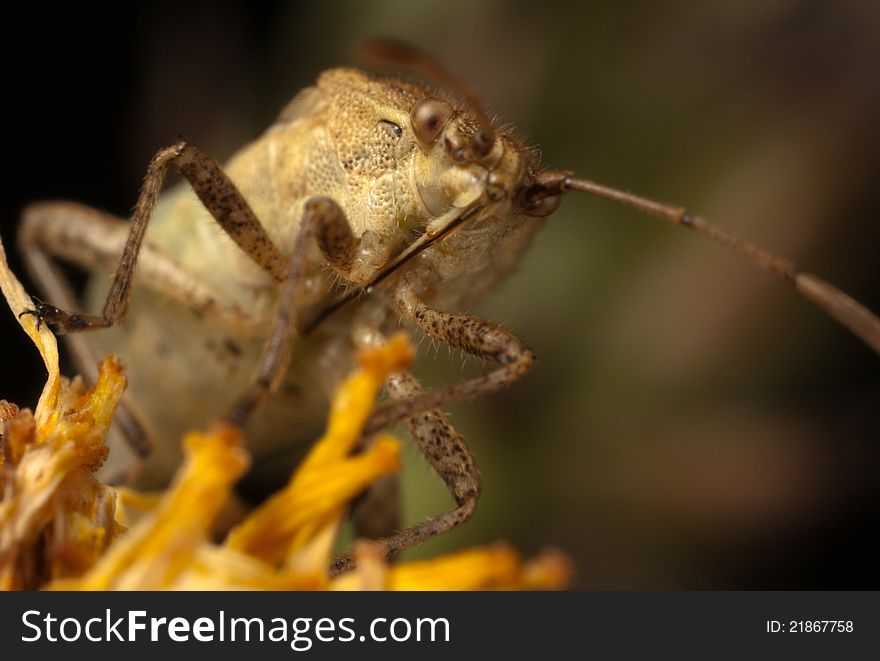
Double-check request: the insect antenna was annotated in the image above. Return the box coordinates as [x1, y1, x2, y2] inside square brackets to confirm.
[522, 170, 880, 354]
[360, 38, 495, 159]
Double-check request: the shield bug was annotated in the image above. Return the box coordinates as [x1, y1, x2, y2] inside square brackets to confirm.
[13, 35, 880, 575]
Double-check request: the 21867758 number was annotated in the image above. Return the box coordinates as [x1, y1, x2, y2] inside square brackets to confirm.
[789, 620, 854, 633]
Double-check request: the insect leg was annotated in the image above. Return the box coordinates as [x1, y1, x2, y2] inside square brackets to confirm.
[18, 201, 262, 333]
[227, 197, 353, 426]
[334, 283, 526, 570]
[312, 197, 358, 275]
[362, 285, 534, 436]
[310, 196, 398, 287]
[334, 371, 480, 574]
[18, 201, 277, 472]
[18, 269, 153, 463]
[18, 143, 288, 334]
[17, 209, 107, 383]
[18, 205, 157, 463]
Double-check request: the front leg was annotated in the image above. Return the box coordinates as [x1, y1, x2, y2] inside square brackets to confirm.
[311, 197, 398, 287]
[19, 142, 287, 334]
[18, 202, 264, 335]
[18, 198, 278, 468]
[228, 197, 372, 426]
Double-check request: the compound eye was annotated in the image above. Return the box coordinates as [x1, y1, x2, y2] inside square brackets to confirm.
[411, 97, 454, 144]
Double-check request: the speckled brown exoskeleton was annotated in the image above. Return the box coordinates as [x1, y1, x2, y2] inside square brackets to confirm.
[16, 41, 880, 572]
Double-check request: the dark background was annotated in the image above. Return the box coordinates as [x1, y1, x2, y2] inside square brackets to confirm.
[1, 1, 878, 588]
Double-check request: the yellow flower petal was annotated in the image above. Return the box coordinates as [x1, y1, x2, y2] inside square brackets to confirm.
[378, 543, 573, 591]
[169, 546, 322, 591]
[519, 548, 574, 590]
[283, 518, 341, 577]
[226, 435, 401, 564]
[330, 541, 387, 591]
[224, 335, 412, 565]
[297, 334, 413, 472]
[113, 487, 164, 528]
[50, 423, 249, 590]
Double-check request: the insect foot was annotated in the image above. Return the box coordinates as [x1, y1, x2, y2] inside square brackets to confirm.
[18, 297, 105, 334]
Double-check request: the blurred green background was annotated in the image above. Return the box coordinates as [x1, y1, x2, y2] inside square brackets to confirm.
[2, 1, 878, 588]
